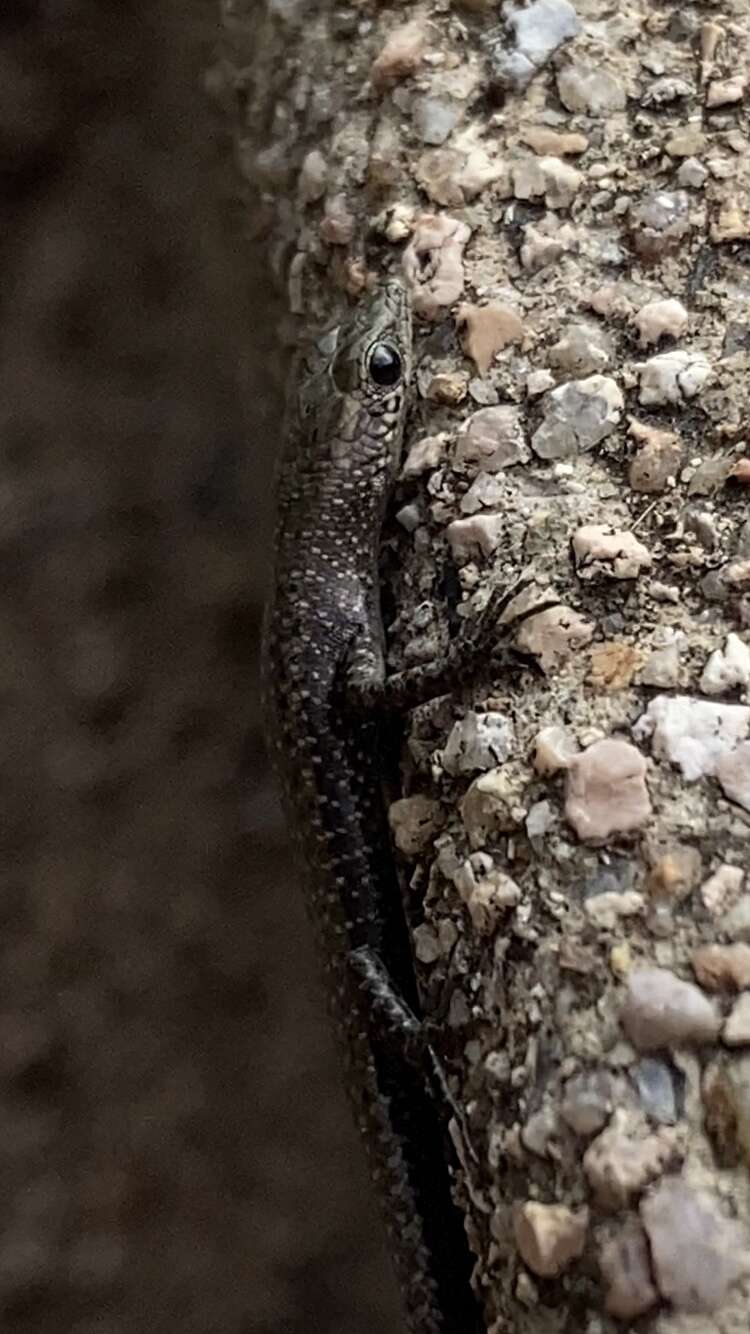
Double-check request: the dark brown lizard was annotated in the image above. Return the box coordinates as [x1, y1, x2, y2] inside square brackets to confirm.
[262, 279, 481, 1333]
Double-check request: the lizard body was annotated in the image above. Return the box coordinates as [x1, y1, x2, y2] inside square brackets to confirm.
[262, 281, 478, 1333]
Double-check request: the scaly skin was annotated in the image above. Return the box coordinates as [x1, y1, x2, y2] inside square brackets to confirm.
[262, 281, 479, 1334]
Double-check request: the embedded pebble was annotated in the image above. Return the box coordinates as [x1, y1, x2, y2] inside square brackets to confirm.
[638, 641, 681, 688]
[629, 190, 691, 261]
[395, 503, 420, 533]
[403, 214, 471, 319]
[598, 1221, 659, 1321]
[512, 156, 582, 210]
[533, 724, 579, 774]
[488, 0, 580, 92]
[442, 710, 515, 775]
[633, 695, 750, 780]
[648, 581, 680, 605]
[632, 1057, 680, 1124]
[725, 558, 750, 588]
[468, 378, 500, 408]
[459, 473, 507, 514]
[298, 149, 328, 203]
[401, 434, 448, 479]
[516, 605, 594, 671]
[621, 967, 721, 1050]
[415, 144, 507, 207]
[642, 76, 692, 106]
[589, 283, 633, 319]
[587, 642, 639, 691]
[521, 1105, 558, 1157]
[572, 525, 652, 580]
[549, 324, 611, 376]
[319, 195, 355, 245]
[414, 97, 463, 147]
[388, 794, 445, 856]
[368, 122, 402, 189]
[557, 63, 626, 115]
[585, 858, 636, 899]
[437, 919, 458, 956]
[712, 197, 750, 243]
[560, 1070, 615, 1136]
[424, 371, 468, 404]
[640, 1177, 748, 1312]
[460, 766, 525, 847]
[413, 923, 441, 964]
[701, 863, 744, 915]
[666, 125, 707, 158]
[454, 406, 527, 472]
[699, 633, 750, 696]
[378, 201, 415, 243]
[677, 156, 709, 189]
[707, 76, 746, 107]
[343, 257, 368, 298]
[509, 157, 543, 203]
[692, 943, 750, 993]
[583, 1110, 683, 1209]
[633, 298, 688, 347]
[519, 125, 588, 156]
[688, 452, 734, 497]
[457, 140, 510, 199]
[733, 457, 750, 485]
[724, 994, 750, 1047]
[513, 1201, 588, 1278]
[526, 368, 554, 397]
[374, 202, 414, 244]
[585, 890, 645, 930]
[717, 740, 750, 813]
[646, 844, 701, 905]
[638, 349, 712, 405]
[371, 17, 428, 88]
[461, 867, 522, 933]
[685, 508, 719, 549]
[520, 219, 579, 271]
[456, 303, 524, 374]
[628, 419, 682, 493]
[525, 799, 555, 840]
[451, 851, 493, 898]
[531, 375, 623, 459]
[565, 739, 652, 842]
[702, 1057, 750, 1167]
[723, 895, 750, 942]
[446, 514, 505, 561]
[560, 939, 598, 975]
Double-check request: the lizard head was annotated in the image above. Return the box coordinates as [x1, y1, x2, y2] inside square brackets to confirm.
[300, 280, 413, 484]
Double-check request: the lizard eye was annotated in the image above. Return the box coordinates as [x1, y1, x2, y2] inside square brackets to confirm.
[368, 342, 402, 387]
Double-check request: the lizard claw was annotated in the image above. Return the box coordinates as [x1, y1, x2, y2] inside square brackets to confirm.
[449, 577, 559, 675]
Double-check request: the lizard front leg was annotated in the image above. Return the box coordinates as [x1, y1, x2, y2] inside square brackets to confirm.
[343, 578, 559, 716]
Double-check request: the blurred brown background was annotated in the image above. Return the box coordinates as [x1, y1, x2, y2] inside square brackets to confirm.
[0, 3, 400, 1331]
